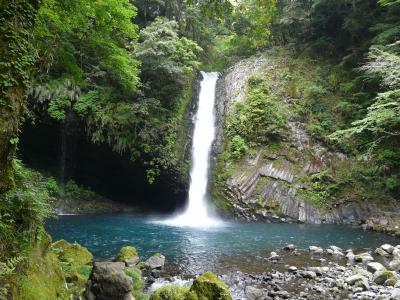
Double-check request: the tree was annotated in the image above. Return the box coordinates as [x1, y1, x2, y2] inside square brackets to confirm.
[134, 17, 202, 109]
[0, 0, 40, 192]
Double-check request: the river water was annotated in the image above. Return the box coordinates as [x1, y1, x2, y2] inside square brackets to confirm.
[46, 214, 399, 275]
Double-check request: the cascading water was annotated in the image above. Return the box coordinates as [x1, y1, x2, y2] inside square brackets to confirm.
[162, 72, 222, 227]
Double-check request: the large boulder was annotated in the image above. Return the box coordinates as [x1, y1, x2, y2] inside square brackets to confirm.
[85, 262, 134, 300]
[190, 272, 233, 300]
[52, 239, 93, 266]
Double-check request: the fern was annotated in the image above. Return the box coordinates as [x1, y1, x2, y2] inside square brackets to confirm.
[0, 256, 24, 299]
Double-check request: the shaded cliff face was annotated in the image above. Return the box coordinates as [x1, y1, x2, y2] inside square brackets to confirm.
[212, 49, 400, 229]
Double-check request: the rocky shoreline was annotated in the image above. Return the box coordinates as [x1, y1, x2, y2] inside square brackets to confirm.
[142, 243, 400, 300]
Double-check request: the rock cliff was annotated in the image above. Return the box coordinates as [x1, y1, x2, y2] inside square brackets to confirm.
[212, 50, 400, 231]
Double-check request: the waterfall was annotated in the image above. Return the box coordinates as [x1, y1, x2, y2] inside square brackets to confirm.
[162, 72, 222, 227]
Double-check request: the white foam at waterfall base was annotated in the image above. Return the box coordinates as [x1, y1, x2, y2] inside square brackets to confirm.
[158, 72, 223, 228]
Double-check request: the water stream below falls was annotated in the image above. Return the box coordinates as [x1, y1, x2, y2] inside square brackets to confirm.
[46, 215, 399, 275]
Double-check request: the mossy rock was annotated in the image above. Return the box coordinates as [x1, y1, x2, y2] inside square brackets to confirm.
[116, 246, 139, 262]
[52, 239, 93, 266]
[150, 285, 196, 300]
[12, 247, 66, 300]
[190, 272, 233, 300]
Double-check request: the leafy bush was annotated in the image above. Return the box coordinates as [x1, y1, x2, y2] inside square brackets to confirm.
[46, 177, 60, 196]
[0, 161, 54, 260]
[230, 135, 248, 160]
[64, 180, 96, 199]
[227, 76, 288, 147]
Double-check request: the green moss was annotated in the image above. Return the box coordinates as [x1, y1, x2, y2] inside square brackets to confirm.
[116, 246, 138, 262]
[52, 239, 93, 266]
[51, 239, 93, 297]
[125, 267, 148, 300]
[190, 272, 233, 300]
[12, 240, 66, 300]
[150, 285, 196, 300]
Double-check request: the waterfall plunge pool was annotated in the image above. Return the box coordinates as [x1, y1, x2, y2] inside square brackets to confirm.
[46, 214, 399, 275]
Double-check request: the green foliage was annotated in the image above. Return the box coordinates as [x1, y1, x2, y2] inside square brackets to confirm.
[135, 17, 202, 109]
[63, 180, 96, 199]
[230, 0, 277, 52]
[51, 239, 93, 297]
[227, 75, 288, 147]
[0, 256, 24, 299]
[0, 0, 40, 192]
[0, 161, 54, 260]
[46, 177, 60, 196]
[125, 267, 148, 300]
[229, 135, 248, 160]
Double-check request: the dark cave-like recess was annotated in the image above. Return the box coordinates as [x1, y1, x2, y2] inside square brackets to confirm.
[18, 120, 187, 213]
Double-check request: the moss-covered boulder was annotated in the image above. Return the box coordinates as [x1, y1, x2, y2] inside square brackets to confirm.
[52, 239, 93, 266]
[116, 245, 139, 262]
[190, 272, 233, 300]
[51, 239, 93, 296]
[150, 285, 196, 300]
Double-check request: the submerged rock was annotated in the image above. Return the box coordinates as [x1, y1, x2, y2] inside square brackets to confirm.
[268, 251, 280, 261]
[283, 244, 296, 251]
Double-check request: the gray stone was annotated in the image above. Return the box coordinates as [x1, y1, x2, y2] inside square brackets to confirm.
[245, 286, 266, 300]
[381, 244, 394, 254]
[309, 246, 323, 255]
[345, 275, 369, 291]
[125, 256, 140, 267]
[375, 247, 391, 257]
[391, 288, 400, 299]
[288, 266, 298, 273]
[301, 271, 317, 279]
[389, 259, 400, 271]
[268, 251, 280, 261]
[328, 245, 343, 252]
[346, 275, 365, 285]
[146, 253, 165, 270]
[283, 244, 296, 251]
[367, 262, 386, 273]
[85, 262, 133, 300]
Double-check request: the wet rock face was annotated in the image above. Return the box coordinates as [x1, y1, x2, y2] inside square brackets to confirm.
[86, 262, 134, 300]
[212, 52, 400, 228]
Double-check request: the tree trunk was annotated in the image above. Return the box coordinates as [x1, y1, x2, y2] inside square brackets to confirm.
[0, 0, 40, 192]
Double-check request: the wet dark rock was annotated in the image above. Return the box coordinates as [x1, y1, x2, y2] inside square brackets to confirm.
[85, 262, 133, 300]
